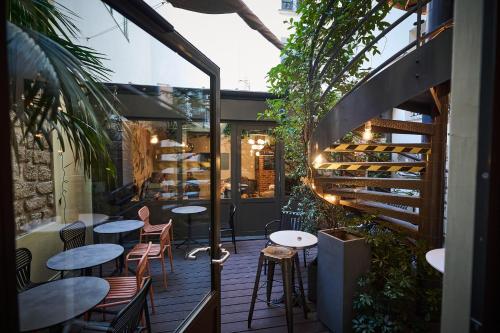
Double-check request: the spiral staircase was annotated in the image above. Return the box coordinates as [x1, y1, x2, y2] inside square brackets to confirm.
[309, 6, 453, 246]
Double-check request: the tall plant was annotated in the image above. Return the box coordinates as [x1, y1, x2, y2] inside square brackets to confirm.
[262, 0, 392, 180]
[7, 0, 118, 177]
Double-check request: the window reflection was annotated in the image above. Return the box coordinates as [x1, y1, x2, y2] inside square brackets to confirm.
[240, 129, 276, 199]
[221, 123, 231, 198]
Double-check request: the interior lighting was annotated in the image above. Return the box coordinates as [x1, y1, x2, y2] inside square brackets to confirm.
[362, 121, 373, 141]
[257, 138, 265, 145]
[255, 151, 260, 156]
[248, 138, 255, 145]
[324, 194, 339, 204]
[313, 154, 325, 168]
[150, 135, 159, 144]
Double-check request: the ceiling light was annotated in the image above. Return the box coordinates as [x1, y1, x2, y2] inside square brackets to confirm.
[248, 138, 255, 145]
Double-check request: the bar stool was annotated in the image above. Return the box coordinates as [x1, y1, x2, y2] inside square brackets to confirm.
[248, 246, 307, 333]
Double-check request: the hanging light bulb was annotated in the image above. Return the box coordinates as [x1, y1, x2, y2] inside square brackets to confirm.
[362, 121, 373, 141]
[150, 135, 159, 144]
[256, 151, 260, 156]
[257, 138, 265, 145]
[248, 138, 255, 145]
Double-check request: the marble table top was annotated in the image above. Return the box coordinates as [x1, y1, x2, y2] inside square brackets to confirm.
[426, 248, 445, 273]
[172, 206, 207, 215]
[93, 220, 144, 234]
[270, 230, 318, 249]
[18, 277, 109, 332]
[47, 244, 124, 271]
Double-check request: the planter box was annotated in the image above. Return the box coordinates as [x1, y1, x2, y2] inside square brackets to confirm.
[317, 229, 370, 333]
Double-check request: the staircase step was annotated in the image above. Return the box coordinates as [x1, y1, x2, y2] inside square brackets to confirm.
[326, 143, 431, 154]
[354, 118, 434, 135]
[340, 199, 420, 225]
[314, 161, 426, 172]
[326, 188, 421, 207]
[315, 176, 423, 190]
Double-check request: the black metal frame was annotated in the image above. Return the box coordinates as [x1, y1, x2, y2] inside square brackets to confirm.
[1, 0, 222, 331]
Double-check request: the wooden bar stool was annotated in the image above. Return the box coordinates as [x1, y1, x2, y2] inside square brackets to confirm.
[248, 246, 307, 333]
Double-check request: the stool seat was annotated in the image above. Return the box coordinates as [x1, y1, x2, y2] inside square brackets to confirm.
[262, 246, 296, 260]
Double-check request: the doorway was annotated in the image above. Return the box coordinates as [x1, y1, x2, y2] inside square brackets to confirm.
[220, 123, 283, 238]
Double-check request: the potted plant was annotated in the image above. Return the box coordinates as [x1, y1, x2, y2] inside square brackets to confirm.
[316, 210, 372, 333]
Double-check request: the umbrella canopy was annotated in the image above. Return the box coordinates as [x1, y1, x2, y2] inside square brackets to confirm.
[168, 0, 284, 50]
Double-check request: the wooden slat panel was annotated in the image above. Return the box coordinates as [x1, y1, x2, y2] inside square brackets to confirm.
[340, 199, 420, 225]
[326, 143, 431, 154]
[316, 176, 423, 190]
[326, 188, 421, 207]
[356, 118, 434, 135]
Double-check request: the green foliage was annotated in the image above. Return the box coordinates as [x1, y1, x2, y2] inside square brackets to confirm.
[261, 0, 392, 179]
[350, 223, 443, 333]
[8, 0, 118, 177]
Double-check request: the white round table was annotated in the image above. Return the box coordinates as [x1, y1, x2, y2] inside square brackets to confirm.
[269, 230, 318, 250]
[172, 206, 207, 252]
[426, 248, 445, 273]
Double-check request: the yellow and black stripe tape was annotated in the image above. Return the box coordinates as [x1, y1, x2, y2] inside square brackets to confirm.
[315, 162, 425, 173]
[326, 144, 431, 154]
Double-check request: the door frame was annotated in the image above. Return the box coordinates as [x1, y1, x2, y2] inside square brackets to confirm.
[1, 1, 223, 332]
[229, 122, 284, 236]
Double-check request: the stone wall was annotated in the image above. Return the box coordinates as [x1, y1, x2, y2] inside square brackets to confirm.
[12, 129, 55, 236]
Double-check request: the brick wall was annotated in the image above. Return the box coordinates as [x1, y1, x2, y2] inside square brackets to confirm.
[256, 155, 275, 193]
[12, 127, 55, 235]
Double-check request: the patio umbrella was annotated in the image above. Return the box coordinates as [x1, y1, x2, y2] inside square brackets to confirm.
[167, 0, 284, 50]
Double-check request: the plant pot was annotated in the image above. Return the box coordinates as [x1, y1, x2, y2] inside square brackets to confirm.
[307, 257, 317, 303]
[317, 228, 371, 333]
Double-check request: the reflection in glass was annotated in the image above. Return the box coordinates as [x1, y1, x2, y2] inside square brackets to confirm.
[221, 123, 232, 198]
[240, 129, 276, 199]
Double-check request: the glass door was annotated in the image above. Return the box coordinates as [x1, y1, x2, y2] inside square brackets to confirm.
[234, 124, 282, 236]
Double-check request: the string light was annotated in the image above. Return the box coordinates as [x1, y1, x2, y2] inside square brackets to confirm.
[362, 121, 373, 141]
[324, 194, 339, 204]
[150, 135, 159, 144]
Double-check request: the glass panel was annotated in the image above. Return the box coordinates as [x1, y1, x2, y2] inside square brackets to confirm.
[9, 1, 213, 331]
[221, 123, 232, 199]
[240, 128, 276, 199]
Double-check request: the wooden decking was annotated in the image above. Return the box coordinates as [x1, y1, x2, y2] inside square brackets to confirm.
[142, 239, 326, 333]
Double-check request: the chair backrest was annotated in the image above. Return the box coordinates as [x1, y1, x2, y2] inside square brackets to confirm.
[110, 278, 152, 333]
[135, 242, 152, 289]
[16, 248, 33, 292]
[228, 204, 237, 229]
[280, 211, 304, 231]
[138, 206, 151, 228]
[60, 221, 86, 251]
[160, 220, 173, 251]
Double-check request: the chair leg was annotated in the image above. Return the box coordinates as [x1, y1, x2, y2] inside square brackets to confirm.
[161, 256, 167, 289]
[303, 249, 307, 267]
[231, 229, 237, 254]
[248, 253, 264, 328]
[124, 256, 129, 276]
[167, 245, 174, 272]
[282, 259, 294, 333]
[294, 254, 308, 319]
[149, 284, 156, 315]
[266, 261, 275, 305]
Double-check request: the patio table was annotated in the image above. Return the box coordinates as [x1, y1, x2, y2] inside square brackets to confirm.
[269, 230, 318, 307]
[94, 220, 144, 273]
[18, 276, 109, 332]
[172, 205, 207, 253]
[47, 244, 124, 277]
[426, 248, 445, 273]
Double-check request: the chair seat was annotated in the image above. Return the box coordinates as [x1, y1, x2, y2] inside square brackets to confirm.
[128, 243, 162, 257]
[262, 246, 296, 260]
[143, 224, 166, 234]
[104, 276, 138, 300]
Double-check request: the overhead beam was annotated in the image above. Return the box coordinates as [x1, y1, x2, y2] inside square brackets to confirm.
[314, 161, 426, 172]
[326, 188, 422, 207]
[340, 199, 420, 225]
[315, 176, 423, 190]
[326, 143, 431, 154]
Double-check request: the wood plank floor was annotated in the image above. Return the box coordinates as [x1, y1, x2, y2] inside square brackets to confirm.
[139, 239, 327, 333]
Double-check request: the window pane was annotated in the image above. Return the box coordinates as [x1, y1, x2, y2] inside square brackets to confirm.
[221, 123, 231, 198]
[240, 129, 276, 199]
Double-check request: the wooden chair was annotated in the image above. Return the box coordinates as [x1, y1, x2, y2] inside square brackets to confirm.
[96, 242, 155, 315]
[264, 211, 307, 268]
[138, 206, 173, 243]
[69, 278, 152, 333]
[221, 204, 237, 254]
[16, 248, 39, 292]
[125, 221, 174, 288]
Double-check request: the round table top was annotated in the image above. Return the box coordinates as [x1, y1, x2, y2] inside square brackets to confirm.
[47, 244, 124, 271]
[94, 220, 144, 234]
[270, 230, 318, 249]
[172, 205, 207, 214]
[18, 277, 109, 332]
[425, 248, 445, 273]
